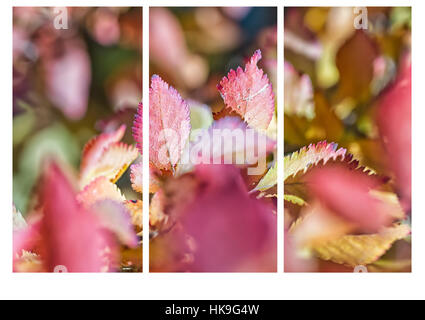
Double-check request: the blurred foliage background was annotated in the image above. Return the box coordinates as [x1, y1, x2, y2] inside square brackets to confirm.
[13, 7, 142, 215]
[149, 7, 277, 115]
[284, 7, 411, 174]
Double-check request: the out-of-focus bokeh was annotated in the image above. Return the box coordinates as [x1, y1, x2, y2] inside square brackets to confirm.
[284, 7, 411, 154]
[150, 7, 277, 114]
[13, 7, 142, 214]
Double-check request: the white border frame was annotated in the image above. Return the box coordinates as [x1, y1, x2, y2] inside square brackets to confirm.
[2, 0, 423, 300]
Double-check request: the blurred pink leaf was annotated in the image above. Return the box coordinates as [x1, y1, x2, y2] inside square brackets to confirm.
[149, 8, 187, 75]
[218, 50, 274, 131]
[90, 8, 120, 46]
[45, 44, 91, 120]
[307, 165, 398, 233]
[14, 162, 117, 272]
[179, 165, 276, 272]
[377, 55, 411, 212]
[150, 8, 208, 89]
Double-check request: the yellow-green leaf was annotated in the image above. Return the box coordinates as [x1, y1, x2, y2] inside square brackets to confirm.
[312, 223, 410, 267]
[253, 161, 277, 192]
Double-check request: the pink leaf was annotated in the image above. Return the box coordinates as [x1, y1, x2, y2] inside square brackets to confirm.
[77, 176, 125, 208]
[217, 50, 274, 131]
[39, 162, 116, 272]
[307, 165, 398, 233]
[178, 165, 277, 272]
[377, 55, 411, 212]
[149, 75, 191, 171]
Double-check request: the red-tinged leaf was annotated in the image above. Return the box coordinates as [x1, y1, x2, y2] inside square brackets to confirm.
[130, 162, 142, 193]
[284, 141, 386, 203]
[218, 50, 274, 131]
[171, 165, 277, 272]
[377, 55, 411, 212]
[80, 142, 138, 187]
[80, 125, 126, 181]
[149, 75, 191, 171]
[307, 165, 400, 233]
[132, 103, 143, 155]
[40, 162, 116, 272]
[284, 141, 347, 181]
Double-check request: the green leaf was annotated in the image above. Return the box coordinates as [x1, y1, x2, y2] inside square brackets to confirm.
[284, 194, 306, 206]
[312, 223, 410, 267]
[253, 161, 277, 192]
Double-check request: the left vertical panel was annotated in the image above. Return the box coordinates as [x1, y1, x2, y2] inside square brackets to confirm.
[12, 7, 143, 272]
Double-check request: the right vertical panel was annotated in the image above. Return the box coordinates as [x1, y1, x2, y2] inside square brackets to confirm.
[284, 7, 411, 272]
